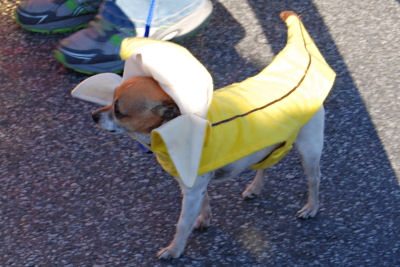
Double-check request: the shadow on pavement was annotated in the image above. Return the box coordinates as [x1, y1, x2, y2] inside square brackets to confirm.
[183, 0, 400, 264]
[0, 0, 399, 265]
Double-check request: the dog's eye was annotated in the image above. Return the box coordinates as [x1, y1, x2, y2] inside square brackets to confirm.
[114, 101, 126, 119]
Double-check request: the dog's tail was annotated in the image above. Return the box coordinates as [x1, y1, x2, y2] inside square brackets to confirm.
[279, 11, 328, 66]
[280, 11, 297, 21]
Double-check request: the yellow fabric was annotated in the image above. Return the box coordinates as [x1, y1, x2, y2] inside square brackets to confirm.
[151, 12, 336, 178]
[121, 38, 185, 60]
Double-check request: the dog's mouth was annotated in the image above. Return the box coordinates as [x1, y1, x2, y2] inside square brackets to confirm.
[92, 113, 126, 134]
[109, 124, 126, 134]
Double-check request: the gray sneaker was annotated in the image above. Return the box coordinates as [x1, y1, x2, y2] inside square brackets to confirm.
[54, 0, 213, 74]
[15, 0, 101, 33]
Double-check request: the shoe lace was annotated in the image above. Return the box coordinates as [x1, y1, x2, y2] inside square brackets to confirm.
[88, 15, 116, 37]
[56, 0, 100, 11]
[79, 0, 101, 13]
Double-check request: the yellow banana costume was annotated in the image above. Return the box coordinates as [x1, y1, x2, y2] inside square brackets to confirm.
[72, 12, 336, 188]
[150, 12, 335, 184]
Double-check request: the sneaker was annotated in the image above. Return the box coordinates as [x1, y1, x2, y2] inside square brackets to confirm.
[54, 0, 213, 74]
[15, 0, 101, 33]
[54, 14, 136, 74]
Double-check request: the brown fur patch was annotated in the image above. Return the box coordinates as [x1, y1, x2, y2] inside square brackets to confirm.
[113, 77, 179, 133]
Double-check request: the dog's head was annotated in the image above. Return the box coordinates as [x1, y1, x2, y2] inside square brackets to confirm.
[92, 77, 180, 136]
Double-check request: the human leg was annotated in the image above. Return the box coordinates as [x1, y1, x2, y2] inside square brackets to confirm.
[55, 0, 213, 74]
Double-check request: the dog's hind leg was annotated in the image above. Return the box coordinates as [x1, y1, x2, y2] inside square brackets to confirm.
[295, 106, 325, 219]
[242, 169, 266, 199]
[158, 173, 212, 259]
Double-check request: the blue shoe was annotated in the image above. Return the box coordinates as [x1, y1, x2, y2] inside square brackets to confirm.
[15, 0, 101, 33]
[54, 0, 213, 74]
[54, 14, 135, 74]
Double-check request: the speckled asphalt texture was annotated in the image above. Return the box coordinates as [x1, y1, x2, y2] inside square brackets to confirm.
[1, 0, 399, 266]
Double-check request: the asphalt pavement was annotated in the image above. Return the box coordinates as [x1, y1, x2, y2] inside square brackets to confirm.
[0, 0, 399, 266]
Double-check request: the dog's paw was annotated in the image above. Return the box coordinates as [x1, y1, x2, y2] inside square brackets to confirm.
[194, 214, 211, 230]
[242, 187, 261, 200]
[242, 178, 264, 199]
[296, 202, 319, 219]
[157, 245, 183, 259]
[242, 191, 258, 200]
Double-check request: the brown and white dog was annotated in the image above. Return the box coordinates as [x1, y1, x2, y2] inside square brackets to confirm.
[91, 76, 325, 259]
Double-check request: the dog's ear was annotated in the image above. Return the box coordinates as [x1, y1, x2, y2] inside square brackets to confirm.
[152, 101, 180, 121]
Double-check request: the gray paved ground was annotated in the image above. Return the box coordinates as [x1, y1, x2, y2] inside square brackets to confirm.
[1, 0, 399, 266]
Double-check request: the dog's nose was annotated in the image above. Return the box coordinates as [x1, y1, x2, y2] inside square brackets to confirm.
[92, 112, 100, 123]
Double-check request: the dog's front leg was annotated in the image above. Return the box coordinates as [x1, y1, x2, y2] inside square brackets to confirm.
[158, 173, 212, 259]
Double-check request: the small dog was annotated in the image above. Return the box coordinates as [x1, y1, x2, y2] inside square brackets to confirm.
[83, 11, 335, 259]
[91, 76, 325, 259]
